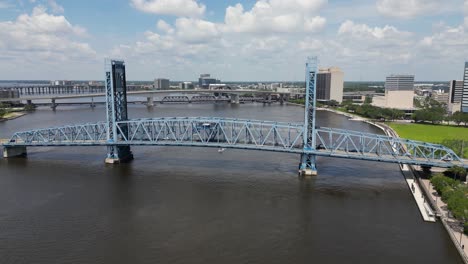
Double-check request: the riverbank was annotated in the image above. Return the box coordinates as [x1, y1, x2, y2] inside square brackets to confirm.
[419, 176, 468, 262]
[0, 111, 26, 122]
[288, 101, 468, 263]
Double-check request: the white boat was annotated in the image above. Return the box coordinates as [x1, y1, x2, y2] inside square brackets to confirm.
[218, 148, 225, 153]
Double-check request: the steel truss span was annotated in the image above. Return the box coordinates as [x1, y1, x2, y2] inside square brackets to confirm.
[4, 117, 466, 169]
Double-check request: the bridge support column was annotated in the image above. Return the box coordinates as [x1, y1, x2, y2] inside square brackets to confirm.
[51, 99, 57, 110]
[230, 94, 240, 104]
[299, 153, 317, 176]
[105, 146, 133, 164]
[3, 146, 27, 158]
[146, 96, 154, 107]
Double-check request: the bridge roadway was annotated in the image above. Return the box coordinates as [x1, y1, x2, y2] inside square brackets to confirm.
[0, 89, 289, 103]
[3, 117, 466, 169]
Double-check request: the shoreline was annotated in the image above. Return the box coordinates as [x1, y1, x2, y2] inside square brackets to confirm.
[0, 111, 27, 122]
[287, 101, 468, 263]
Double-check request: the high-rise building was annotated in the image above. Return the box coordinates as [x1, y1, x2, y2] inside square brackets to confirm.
[449, 80, 463, 113]
[198, 74, 220, 89]
[316, 67, 344, 103]
[385, 75, 414, 91]
[462, 62, 468, 113]
[179, 82, 194, 90]
[384, 74, 414, 109]
[449, 80, 463, 103]
[154, 78, 169, 90]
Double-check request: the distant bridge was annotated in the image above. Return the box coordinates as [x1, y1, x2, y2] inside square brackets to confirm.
[0, 89, 287, 109]
[0, 89, 289, 102]
[2, 58, 466, 175]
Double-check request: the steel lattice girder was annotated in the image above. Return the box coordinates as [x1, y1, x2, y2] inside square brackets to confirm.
[3, 117, 467, 169]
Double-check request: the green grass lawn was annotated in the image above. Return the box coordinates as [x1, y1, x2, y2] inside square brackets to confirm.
[388, 122, 468, 158]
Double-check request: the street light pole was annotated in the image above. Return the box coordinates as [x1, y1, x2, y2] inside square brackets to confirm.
[460, 219, 465, 248]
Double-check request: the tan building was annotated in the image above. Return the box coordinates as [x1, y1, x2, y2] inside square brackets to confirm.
[431, 90, 449, 105]
[373, 74, 415, 110]
[385, 90, 414, 109]
[317, 67, 344, 103]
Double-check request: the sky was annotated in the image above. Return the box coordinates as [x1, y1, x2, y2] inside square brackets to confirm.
[0, 0, 467, 81]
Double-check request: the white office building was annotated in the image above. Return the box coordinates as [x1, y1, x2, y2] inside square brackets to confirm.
[462, 62, 468, 113]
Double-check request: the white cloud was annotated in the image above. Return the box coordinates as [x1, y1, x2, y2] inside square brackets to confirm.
[48, 0, 64, 14]
[223, 0, 327, 33]
[175, 18, 219, 43]
[304, 16, 326, 32]
[130, 0, 205, 17]
[0, 6, 95, 62]
[336, 20, 414, 63]
[376, 0, 441, 18]
[156, 19, 174, 34]
[338, 20, 412, 41]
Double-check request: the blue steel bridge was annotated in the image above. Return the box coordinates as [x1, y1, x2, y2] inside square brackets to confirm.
[2, 58, 466, 175]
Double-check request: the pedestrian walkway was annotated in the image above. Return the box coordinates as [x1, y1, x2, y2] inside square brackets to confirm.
[421, 179, 468, 258]
[401, 165, 436, 222]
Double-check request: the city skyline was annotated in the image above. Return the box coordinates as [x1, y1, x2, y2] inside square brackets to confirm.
[0, 0, 468, 81]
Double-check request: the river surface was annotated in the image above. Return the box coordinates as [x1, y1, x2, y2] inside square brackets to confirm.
[0, 103, 462, 263]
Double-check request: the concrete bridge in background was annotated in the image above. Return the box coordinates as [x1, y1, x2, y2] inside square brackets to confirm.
[0, 89, 290, 109]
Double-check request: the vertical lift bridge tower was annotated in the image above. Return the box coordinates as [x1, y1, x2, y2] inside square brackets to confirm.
[104, 59, 133, 164]
[299, 57, 318, 176]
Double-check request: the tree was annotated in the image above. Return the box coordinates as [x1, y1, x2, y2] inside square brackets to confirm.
[412, 97, 447, 124]
[390, 109, 405, 121]
[328, 100, 339, 107]
[364, 96, 372, 105]
[452, 112, 462, 125]
[444, 166, 468, 181]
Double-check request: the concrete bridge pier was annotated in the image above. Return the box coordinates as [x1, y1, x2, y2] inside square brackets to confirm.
[3, 146, 27, 158]
[146, 97, 154, 107]
[299, 153, 318, 176]
[105, 146, 134, 164]
[51, 99, 57, 110]
[230, 94, 240, 104]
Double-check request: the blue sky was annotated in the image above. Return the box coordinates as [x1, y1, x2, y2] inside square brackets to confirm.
[0, 0, 467, 81]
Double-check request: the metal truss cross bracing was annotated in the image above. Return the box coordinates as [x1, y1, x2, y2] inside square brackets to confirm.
[105, 59, 132, 161]
[300, 56, 319, 173]
[4, 117, 466, 169]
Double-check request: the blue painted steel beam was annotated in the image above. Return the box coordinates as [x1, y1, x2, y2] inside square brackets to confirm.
[3, 117, 466, 169]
